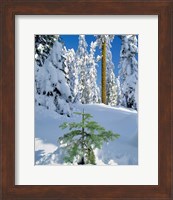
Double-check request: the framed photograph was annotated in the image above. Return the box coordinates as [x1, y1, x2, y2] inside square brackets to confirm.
[34, 34, 138, 166]
[0, 0, 172, 199]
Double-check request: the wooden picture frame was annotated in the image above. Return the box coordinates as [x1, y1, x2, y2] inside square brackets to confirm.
[0, 0, 172, 199]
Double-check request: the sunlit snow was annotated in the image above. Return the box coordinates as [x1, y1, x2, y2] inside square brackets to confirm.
[35, 103, 138, 165]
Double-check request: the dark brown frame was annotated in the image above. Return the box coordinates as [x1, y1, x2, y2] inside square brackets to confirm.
[0, 0, 173, 199]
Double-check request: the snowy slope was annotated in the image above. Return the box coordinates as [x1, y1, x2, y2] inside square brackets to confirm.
[35, 103, 138, 165]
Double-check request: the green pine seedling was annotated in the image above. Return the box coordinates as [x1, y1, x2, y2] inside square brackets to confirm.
[58, 109, 120, 165]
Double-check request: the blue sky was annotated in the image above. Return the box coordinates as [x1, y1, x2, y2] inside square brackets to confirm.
[60, 35, 123, 85]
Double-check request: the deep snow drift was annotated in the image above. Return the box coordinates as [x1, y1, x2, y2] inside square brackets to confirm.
[35, 103, 138, 165]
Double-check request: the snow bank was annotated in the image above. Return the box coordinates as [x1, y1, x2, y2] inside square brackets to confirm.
[35, 103, 138, 165]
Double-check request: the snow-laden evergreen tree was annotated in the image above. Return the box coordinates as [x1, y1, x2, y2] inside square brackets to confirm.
[63, 48, 79, 103]
[76, 36, 100, 104]
[135, 82, 138, 110]
[118, 35, 138, 109]
[35, 35, 57, 66]
[95, 35, 107, 104]
[95, 35, 115, 48]
[35, 37, 72, 116]
[76, 35, 89, 104]
[96, 35, 118, 106]
[85, 41, 101, 103]
[116, 76, 122, 106]
[105, 36, 118, 106]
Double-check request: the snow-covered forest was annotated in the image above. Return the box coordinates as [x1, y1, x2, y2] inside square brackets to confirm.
[35, 35, 138, 165]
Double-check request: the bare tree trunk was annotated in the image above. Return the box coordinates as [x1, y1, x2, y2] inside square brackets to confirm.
[102, 41, 106, 104]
